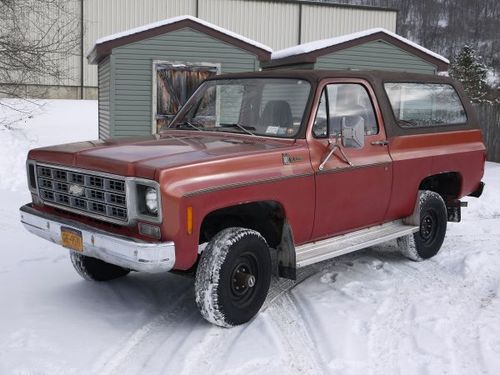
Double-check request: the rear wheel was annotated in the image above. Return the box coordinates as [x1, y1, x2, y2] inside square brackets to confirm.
[399, 190, 447, 261]
[195, 227, 272, 327]
[70, 252, 130, 281]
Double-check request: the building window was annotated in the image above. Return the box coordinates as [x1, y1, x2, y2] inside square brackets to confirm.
[154, 62, 219, 132]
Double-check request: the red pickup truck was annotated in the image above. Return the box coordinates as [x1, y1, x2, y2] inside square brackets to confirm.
[20, 70, 485, 327]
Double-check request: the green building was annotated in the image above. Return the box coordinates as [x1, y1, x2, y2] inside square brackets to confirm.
[88, 17, 449, 140]
[265, 27, 449, 74]
[87, 16, 271, 139]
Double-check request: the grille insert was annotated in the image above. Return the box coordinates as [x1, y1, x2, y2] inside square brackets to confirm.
[36, 165, 128, 223]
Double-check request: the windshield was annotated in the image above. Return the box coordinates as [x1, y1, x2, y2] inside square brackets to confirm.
[167, 78, 311, 138]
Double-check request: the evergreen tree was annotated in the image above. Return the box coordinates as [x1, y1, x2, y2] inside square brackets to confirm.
[449, 45, 490, 103]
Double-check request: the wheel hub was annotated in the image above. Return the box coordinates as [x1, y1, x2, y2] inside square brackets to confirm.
[420, 213, 436, 241]
[231, 264, 256, 296]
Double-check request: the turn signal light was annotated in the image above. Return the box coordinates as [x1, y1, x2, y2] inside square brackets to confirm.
[138, 223, 161, 239]
[187, 207, 193, 235]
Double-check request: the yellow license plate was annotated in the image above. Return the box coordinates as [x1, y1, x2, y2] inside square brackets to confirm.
[61, 227, 83, 252]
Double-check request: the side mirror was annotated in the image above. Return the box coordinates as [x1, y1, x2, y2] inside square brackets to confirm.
[341, 116, 365, 149]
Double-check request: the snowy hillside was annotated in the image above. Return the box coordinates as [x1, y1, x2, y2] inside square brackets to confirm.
[1, 100, 499, 374]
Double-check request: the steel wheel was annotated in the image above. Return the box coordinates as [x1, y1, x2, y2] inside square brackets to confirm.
[195, 227, 272, 327]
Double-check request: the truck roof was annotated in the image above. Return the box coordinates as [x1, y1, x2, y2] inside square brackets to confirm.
[208, 69, 456, 85]
[207, 69, 478, 138]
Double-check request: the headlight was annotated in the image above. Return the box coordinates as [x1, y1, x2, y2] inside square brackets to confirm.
[134, 181, 161, 222]
[145, 187, 158, 214]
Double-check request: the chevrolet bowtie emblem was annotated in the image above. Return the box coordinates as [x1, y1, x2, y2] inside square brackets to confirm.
[68, 184, 85, 197]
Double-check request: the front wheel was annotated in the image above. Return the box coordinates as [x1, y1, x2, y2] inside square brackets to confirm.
[195, 227, 272, 327]
[399, 190, 447, 261]
[70, 252, 130, 281]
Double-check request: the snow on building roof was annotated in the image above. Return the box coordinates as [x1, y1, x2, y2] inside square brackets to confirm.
[90, 15, 272, 55]
[271, 28, 449, 64]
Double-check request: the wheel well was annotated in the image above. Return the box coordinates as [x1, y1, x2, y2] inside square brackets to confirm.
[199, 201, 285, 248]
[419, 172, 462, 201]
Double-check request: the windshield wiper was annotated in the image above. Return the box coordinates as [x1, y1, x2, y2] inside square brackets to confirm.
[218, 123, 256, 136]
[176, 120, 203, 131]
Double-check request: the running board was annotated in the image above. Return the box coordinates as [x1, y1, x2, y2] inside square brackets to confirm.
[296, 220, 419, 268]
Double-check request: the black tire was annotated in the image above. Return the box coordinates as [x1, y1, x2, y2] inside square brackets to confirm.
[195, 227, 272, 327]
[70, 252, 130, 281]
[400, 190, 447, 261]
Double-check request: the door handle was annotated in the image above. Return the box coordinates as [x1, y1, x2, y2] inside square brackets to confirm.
[371, 140, 389, 146]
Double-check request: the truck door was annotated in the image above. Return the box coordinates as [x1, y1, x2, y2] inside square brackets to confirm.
[308, 80, 393, 240]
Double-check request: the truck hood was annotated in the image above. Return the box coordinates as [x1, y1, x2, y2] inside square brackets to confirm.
[28, 131, 297, 179]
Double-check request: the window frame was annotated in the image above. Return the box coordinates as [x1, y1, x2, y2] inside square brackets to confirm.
[312, 88, 329, 139]
[151, 60, 221, 134]
[168, 77, 313, 139]
[311, 81, 380, 140]
[383, 81, 469, 129]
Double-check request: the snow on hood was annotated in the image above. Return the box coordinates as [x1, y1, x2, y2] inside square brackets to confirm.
[271, 27, 449, 64]
[88, 15, 272, 58]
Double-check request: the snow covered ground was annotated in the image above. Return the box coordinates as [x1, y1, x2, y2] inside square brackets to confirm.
[1, 100, 499, 375]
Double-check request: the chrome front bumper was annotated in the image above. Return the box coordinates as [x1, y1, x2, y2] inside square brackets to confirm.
[19, 204, 175, 273]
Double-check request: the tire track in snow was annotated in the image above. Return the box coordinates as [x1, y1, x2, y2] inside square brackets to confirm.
[91, 239, 491, 375]
[262, 266, 319, 311]
[178, 266, 321, 375]
[91, 284, 194, 375]
[365, 242, 489, 375]
[92, 266, 322, 375]
[266, 292, 328, 374]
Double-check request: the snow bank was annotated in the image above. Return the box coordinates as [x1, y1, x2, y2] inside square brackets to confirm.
[0, 99, 97, 191]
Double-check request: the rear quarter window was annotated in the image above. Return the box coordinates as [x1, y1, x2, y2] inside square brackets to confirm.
[384, 82, 467, 127]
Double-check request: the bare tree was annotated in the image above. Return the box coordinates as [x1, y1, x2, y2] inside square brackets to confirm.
[0, 0, 79, 124]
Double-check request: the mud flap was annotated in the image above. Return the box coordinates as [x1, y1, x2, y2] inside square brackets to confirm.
[468, 181, 485, 198]
[277, 221, 296, 280]
[403, 191, 422, 226]
[447, 200, 468, 222]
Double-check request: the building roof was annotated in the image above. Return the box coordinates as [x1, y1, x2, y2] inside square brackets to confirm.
[87, 15, 272, 64]
[269, 28, 449, 71]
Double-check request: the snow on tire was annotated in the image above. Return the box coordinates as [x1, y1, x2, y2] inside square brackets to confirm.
[195, 227, 272, 327]
[399, 190, 447, 261]
[70, 251, 130, 281]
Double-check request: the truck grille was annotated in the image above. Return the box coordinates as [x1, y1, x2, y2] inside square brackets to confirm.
[36, 165, 128, 223]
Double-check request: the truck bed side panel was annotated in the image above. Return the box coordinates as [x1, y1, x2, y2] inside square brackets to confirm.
[385, 130, 485, 221]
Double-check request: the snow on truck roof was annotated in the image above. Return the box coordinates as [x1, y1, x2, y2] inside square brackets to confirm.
[271, 28, 449, 64]
[87, 15, 272, 63]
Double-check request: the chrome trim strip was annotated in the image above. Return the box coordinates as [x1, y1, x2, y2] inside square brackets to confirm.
[315, 161, 391, 175]
[19, 204, 175, 273]
[183, 172, 315, 198]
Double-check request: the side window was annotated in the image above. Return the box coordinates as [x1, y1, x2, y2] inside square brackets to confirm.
[312, 90, 328, 138]
[384, 83, 467, 127]
[326, 84, 378, 136]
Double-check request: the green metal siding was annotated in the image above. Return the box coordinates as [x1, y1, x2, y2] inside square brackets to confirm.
[108, 28, 260, 137]
[314, 40, 437, 74]
[97, 56, 113, 139]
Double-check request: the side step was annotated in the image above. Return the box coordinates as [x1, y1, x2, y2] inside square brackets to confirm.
[296, 220, 419, 268]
